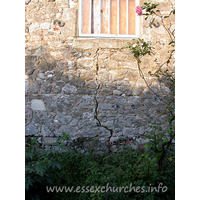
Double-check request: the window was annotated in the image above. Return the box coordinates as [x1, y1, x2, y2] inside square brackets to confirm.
[79, 0, 140, 38]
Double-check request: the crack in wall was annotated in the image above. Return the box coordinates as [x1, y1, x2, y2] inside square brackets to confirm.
[93, 47, 114, 141]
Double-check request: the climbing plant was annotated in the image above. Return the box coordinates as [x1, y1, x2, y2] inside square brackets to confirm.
[123, 0, 175, 171]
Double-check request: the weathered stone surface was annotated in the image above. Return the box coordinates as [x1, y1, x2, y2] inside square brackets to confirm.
[25, 56, 37, 69]
[99, 88, 113, 95]
[114, 124, 123, 133]
[25, 124, 38, 136]
[77, 88, 96, 95]
[54, 125, 78, 137]
[113, 90, 122, 96]
[77, 58, 94, 69]
[40, 23, 51, 29]
[41, 125, 53, 137]
[61, 8, 77, 37]
[75, 129, 98, 138]
[66, 61, 76, 69]
[78, 119, 96, 129]
[25, 80, 30, 92]
[26, 69, 35, 75]
[78, 69, 95, 80]
[29, 23, 40, 33]
[98, 103, 112, 110]
[62, 83, 77, 94]
[38, 73, 46, 80]
[38, 58, 56, 71]
[128, 96, 140, 104]
[101, 121, 114, 130]
[69, 118, 79, 126]
[123, 128, 136, 137]
[139, 126, 145, 135]
[31, 99, 46, 111]
[56, 113, 72, 124]
[98, 127, 111, 137]
[43, 137, 57, 145]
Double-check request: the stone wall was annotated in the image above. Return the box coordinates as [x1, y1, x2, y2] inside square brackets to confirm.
[25, 0, 175, 153]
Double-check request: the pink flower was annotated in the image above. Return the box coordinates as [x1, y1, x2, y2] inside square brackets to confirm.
[136, 6, 143, 16]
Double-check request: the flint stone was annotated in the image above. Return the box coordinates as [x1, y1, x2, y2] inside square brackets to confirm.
[25, 80, 30, 92]
[41, 125, 53, 137]
[110, 137, 119, 144]
[41, 83, 52, 93]
[113, 90, 122, 96]
[78, 119, 96, 129]
[26, 69, 35, 75]
[31, 99, 46, 111]
[77, 88, 96, 95]
[114, 124, 122, 133]
[54, 125, 78, 137]
[69, 118, 79, 126]
[101, 121, 113, 130]
[139, 126, 145, 135]
[25, 124, 38, 136]
[74, 52, 82, 58]
[56, 114, 72, 124]
[74, 129, 98, 138]
[62, 83, 77, 94]
[98, 127, 111, 137]
[53, 86, 62, 94]
[100, 88, 113, 95]
[38, 73, 45, 80]
[123, 128, 136, 137]
[128, 96, 140, 104]
[83, 52, 91, 56]
[25, 0, 31, 5]
[55, 80, 65, 87]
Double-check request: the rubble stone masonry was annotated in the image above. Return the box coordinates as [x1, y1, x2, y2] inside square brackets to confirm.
[25, 0, 175, 153]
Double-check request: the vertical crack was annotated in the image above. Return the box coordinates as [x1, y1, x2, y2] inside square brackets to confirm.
[93, 47, 113, 140]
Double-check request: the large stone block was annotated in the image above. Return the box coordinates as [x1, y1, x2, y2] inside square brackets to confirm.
[61, 8, 77, 37]
[77, 58, 94, 69]
[31, 99, 46, 111]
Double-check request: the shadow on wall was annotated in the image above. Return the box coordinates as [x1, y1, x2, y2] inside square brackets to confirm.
[25, 47, 172, 153]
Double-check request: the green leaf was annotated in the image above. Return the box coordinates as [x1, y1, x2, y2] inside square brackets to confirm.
[144, 153, 149, 158]
[55, 162, 61, 170]
[167, 129, 172, 134]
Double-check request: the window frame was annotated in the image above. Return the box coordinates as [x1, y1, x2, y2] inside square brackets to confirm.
[78, 0, 140, 39]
